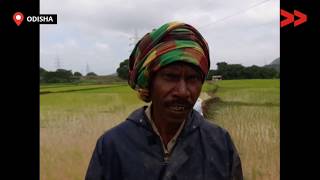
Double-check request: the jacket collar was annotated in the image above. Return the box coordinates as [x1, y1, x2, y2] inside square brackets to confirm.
[127, 106, 203, 137]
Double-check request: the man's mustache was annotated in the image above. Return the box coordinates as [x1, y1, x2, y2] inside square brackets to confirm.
[164, 99, 193, 108]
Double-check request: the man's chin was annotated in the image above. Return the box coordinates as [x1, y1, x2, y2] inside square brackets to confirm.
[165, 107, 191, 120]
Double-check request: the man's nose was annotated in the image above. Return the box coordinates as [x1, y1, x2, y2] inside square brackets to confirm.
[174, 79, 190, 98]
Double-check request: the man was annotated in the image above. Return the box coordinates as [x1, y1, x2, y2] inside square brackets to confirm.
[85, 22, 243, 180]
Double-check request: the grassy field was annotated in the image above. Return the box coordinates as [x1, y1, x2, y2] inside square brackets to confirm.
[40, 79, 279, 180]
[40, 83, 145, 180]
[205, 79, 280, 180]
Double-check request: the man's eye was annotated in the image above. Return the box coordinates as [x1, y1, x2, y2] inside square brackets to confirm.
[187, 75, 201, 81]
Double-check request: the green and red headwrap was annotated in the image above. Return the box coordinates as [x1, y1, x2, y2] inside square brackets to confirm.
[128, 21, 211, 102]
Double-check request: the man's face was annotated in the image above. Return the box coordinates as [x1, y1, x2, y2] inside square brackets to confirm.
[150, 62, 203, 122]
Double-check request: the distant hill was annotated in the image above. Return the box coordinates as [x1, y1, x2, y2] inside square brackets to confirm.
[270, 58, 280, 65]
[264, 57, 280, 72]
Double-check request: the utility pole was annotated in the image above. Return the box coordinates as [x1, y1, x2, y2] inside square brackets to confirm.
[129, 28, 139, 54]
[86, 63, 90, 75]
[55, 49, 62, 70]
[55, 54, 61, 70]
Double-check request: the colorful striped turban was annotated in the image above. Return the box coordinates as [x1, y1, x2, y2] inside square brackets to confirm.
[128, 21, 210, 102]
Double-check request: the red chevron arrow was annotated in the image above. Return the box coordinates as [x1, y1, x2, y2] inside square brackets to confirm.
[294, 10, 307, 27]
[281, 9, 294, 27]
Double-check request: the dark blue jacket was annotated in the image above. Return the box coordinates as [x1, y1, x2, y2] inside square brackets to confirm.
[85, 106, 243, 180]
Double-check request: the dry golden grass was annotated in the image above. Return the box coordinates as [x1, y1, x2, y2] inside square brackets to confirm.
[209, 106, 279, 180]
[41, 113, 119, 180]
[205, 80, 280, 180]
[40, 91, 145, 180]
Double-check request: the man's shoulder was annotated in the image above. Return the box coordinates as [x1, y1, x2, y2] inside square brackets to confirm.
[97, 106, 147, 144]
[200, 118, 225, 131]
[199, 117, 229, 139]
[197, 119, 237, 154]
[189, 110, 227, 136]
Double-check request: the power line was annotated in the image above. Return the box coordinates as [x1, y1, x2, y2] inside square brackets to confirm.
[198, 0, 273, 30]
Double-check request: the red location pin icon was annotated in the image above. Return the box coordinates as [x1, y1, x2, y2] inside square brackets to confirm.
[13, 12, 24, 26]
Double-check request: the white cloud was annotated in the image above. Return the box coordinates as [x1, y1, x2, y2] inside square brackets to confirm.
[40, 0, 280, 75]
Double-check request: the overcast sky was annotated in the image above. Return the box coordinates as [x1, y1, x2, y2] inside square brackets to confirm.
[40, 0, 279, 75]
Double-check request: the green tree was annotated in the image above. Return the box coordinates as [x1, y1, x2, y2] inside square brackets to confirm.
[40, 67, 47, 82]
[215, 62, 278, 80]
[40, 67, 47, 75]
[245, 65, 260, 79]
[260, 67, 278, 78]
[71, 72, 82, 82]
[206, 69, 215, 80]
[226, 64, 245, 79]
[216, 62, 245, 79]
[117, 59, 129, 80]
[42, 69, 74, 83]
[86, 72, 97, 76]
[74, 72, 82, 77]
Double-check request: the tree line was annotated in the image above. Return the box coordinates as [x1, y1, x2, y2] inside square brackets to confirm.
[40, 67, 97, 83]
[206, 62, 279, 80]
[116, 59, 280, 81]
[41, 59, 279, 83]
